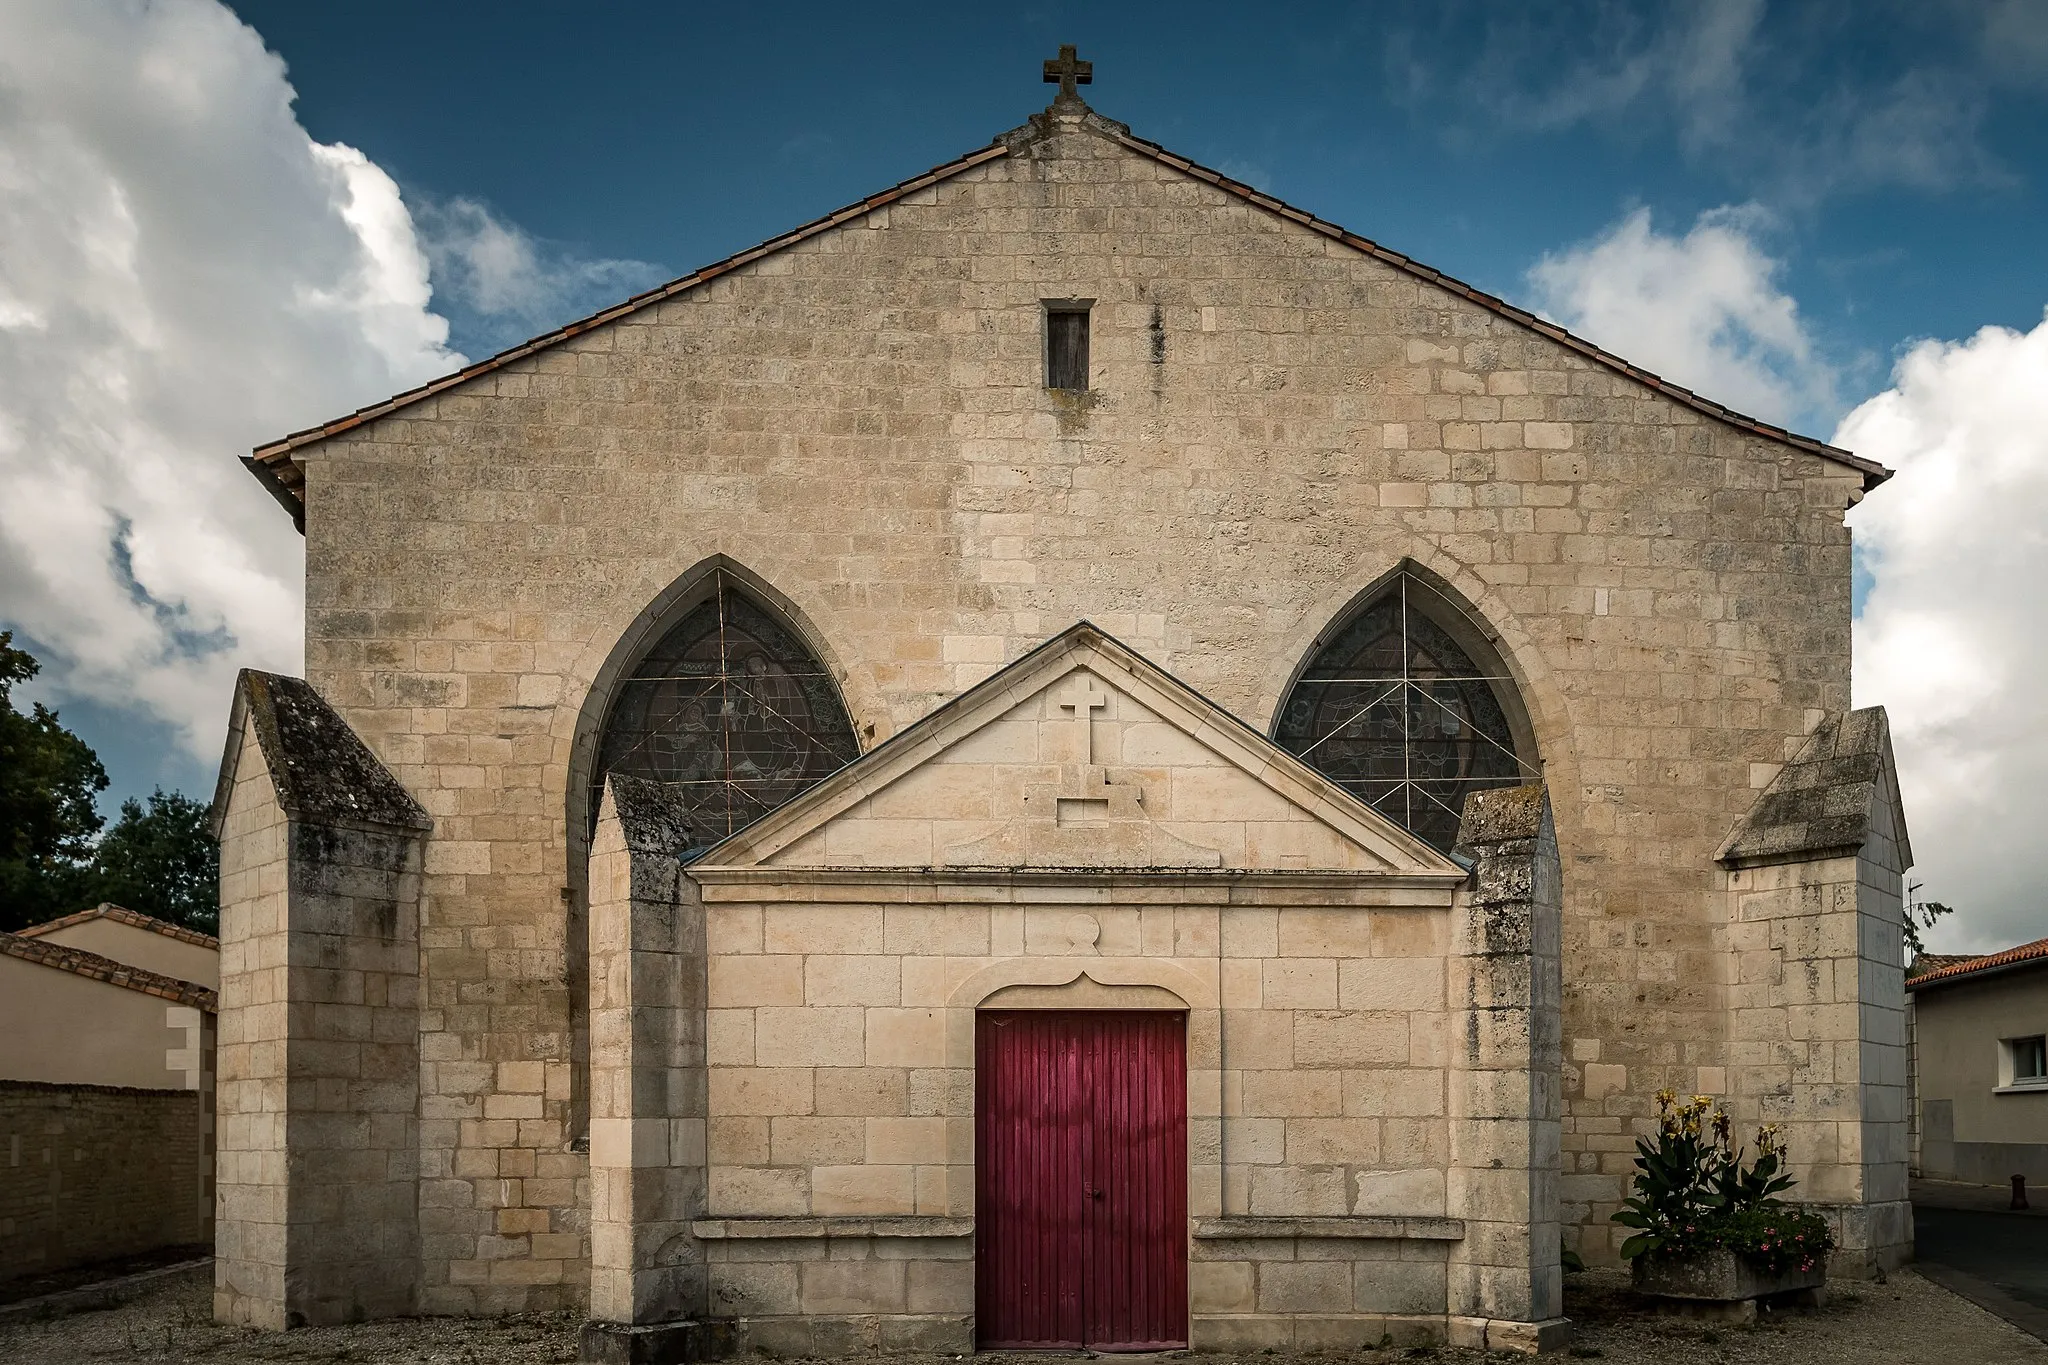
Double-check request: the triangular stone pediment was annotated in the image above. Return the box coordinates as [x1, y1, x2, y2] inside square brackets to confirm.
[694, 624, 1464, 879]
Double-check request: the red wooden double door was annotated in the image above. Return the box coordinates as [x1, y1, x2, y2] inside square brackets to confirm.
[976, 1010, 1188, 1351]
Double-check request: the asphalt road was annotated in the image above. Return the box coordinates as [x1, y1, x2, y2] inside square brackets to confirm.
[1917, 1202, 2048, 1338]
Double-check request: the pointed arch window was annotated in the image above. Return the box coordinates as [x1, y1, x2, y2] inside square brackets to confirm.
[591, 571, 858, 854]
[1276, 571, 1537, 852]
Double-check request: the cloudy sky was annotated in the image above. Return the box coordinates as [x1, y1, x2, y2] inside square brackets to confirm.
[2, 0, 2044, 951]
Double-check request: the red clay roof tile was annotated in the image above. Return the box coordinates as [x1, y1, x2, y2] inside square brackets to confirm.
[17, 902, 219, 950]
[1906, 936, 2048, 990]
[0, 931, 217, 1011]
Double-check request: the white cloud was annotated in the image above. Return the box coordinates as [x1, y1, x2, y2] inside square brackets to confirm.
[414, 196, 664, 356]
[1527, 205, 1833, 429]
[1504, 0, 1762, 150]
[1445, 0, 2003, 202]
[1844, 311, 2048, 954]
[0, 0, 464, 760]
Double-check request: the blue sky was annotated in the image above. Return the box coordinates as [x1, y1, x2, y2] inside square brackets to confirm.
[3, 1, 2045, 948]
[226, 0, 2048, 405]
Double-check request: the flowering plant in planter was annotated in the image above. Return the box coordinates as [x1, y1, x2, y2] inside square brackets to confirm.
[1611, 1090, 1834, 1276]
[1711, 1204, 1833, 1277]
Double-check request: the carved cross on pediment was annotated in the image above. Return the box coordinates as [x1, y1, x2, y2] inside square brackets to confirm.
[1055, 675, 1110, 763]
[938, 668, 1222, 868]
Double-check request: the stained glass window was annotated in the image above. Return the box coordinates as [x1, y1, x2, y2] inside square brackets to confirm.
[1275, 573, 1535, 852]
[592, 572, 858, 854]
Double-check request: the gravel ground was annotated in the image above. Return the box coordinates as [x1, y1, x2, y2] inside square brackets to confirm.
[3, 1263, 2044, 1364]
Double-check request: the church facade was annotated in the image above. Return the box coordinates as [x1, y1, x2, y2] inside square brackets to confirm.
[211, 60, 1912, 1355]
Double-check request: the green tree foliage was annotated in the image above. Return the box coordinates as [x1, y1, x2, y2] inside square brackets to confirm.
[1, 631, 109, 930]
[0, 633, 218, 934]
[93, 790, 219, 935]
[1905, 886, 1955, 959]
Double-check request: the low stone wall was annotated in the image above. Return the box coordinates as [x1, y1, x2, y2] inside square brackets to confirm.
[0, 1081, 205, 1284]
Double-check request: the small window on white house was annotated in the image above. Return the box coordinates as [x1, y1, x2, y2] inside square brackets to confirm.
[2001, 1035, 2047, 1089]
[1045, 301, 1091, 391]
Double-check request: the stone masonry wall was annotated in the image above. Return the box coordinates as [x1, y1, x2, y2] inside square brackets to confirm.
[1448, 786, 1563, 1334]
[1721, 830, 1911, 1268]
[586, 777, 707, 1327]
[281, 818, 424, 1323]
[215, 713, 292, 1326]
[0, 1081, 204, 1283]
[694, 885, 1463, 1350]
[295, 108, 1868, 1298]
[214, 692, 430, 1328]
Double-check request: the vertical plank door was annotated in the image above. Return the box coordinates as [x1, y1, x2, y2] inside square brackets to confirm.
[976, 1010, 1188, 1351]
[976, 1011, 1087, 1349]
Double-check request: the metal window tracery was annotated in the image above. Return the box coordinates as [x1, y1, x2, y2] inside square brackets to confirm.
[592, 573, 858, 854]
[1276, 574, 1537, 853]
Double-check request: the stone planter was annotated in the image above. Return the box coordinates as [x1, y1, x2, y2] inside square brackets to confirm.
[1633, 1247, 1827, 1304]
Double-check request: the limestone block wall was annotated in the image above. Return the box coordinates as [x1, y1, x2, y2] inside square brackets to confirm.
[695, 892, 1456, 1221]
[214, 717, 292, 1326]
[1723, 853, 1908, 1269]
[1850, 764, 1912, 1263]
[212, 673, 433, 1328]
[1724, 838, 1909, 1270]
[288, 105, 1872, 1295]
[586, 778, 708, 1327]
[1447, 786, 1563, 1332]
[282, 819, 427, 1322]
[1711, 709, 1912, 1273]
[690, 876, 1465, 1348]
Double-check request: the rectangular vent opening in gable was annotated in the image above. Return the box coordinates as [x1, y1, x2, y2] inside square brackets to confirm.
[1044, 301, 1092, 391]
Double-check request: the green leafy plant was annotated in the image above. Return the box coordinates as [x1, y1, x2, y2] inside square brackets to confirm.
[1708, 1121, 1795, 1211]
[1611, 1091, 1724, 1260]
[1610, 1090, 1834, 1271]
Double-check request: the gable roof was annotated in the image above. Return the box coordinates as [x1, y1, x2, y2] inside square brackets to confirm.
[245, 102, 1888, 527]
[1907, 952, 1977, 977]
[1716, 707, 1912, 871]
[689, 620, 1468, 881]
[1907, 936, 2048, 993]
[0, 932, 217, 1012]
[17, 903, 219, 951]
[211, 669, 432, 838]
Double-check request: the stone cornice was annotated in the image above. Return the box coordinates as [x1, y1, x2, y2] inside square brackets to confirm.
[691, 1216, 972, 1240]
[1192, 1215, 1465, 1241]
[686, 864, 1466, 905]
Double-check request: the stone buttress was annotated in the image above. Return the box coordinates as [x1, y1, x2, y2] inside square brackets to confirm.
[1716, 707, 1914, 1273]
[211, 670, 430, 1327]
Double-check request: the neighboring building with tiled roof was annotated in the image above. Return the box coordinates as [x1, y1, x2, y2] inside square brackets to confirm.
[0, 927, 217, 1286]
[0, 930, 214, 1091]
[1908, 936, 2048, 991]
[1908, 953, 1978, 979]
[19, 901, 218, 948]
[16, 902, 218, 991]
[0, 932, 215, 1012]
[1907, 934, 2048, 1187]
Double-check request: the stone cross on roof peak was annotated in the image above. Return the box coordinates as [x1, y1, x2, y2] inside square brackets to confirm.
[1043, 44, 1092, 104]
